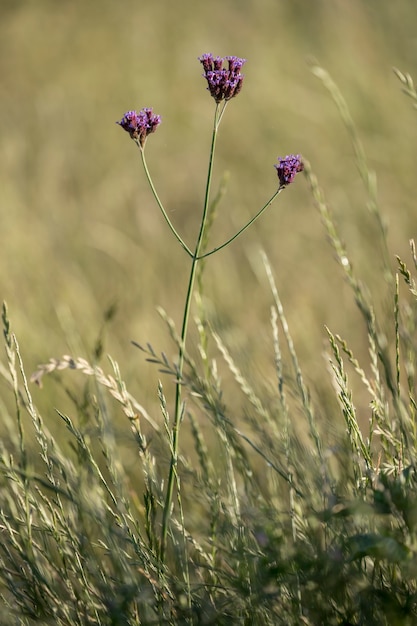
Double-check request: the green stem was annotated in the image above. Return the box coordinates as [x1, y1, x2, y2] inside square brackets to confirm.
[140, 147, 193, 257]
[197, 187, 283, 259]
[159, 103, 221, 563]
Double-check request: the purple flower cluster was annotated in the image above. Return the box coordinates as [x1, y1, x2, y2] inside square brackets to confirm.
[117, 108, 161, 147]
[274, 154, 304, 188]
[198, 53, 246, 103]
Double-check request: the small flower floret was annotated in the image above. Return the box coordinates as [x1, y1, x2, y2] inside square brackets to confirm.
[198, 53, 246, 103]
[274, 154, 304, 188]
[117, 108, 161, 147]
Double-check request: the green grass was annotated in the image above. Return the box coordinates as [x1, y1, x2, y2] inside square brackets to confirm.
[3, 195, 417, 622]
[2, 1, 417, 623]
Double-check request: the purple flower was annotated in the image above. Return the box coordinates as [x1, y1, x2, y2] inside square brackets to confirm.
[116, 108, 161, 147]
[198, 53, 246, 103]
[274, 154, 304, 188]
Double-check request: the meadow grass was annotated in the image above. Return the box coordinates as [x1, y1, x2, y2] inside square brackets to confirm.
[1, 42, 417, 624]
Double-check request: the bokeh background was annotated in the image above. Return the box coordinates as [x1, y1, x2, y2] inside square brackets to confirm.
[1, 0, 417, 437]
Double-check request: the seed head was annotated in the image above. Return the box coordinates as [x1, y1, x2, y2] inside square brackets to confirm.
[198, 53, 246, 103]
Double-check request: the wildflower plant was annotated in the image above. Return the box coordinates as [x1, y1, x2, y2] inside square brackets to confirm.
[117, 53, 303, 564]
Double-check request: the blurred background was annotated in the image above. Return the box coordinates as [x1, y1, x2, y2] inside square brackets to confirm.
[1, 0, 417, 438]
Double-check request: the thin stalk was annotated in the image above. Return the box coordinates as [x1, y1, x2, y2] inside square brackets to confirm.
[197, 187, 283, 259]
[140, 148, 193, 257]
[159, 103, 221, 563]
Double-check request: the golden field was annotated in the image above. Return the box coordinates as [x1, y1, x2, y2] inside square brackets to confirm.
[1, 0, 417, 440]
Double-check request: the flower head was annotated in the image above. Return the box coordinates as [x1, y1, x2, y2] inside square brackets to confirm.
[198, 53, 246, 103]
[117, 108, 161, 147]
[274, 154, 304, 188]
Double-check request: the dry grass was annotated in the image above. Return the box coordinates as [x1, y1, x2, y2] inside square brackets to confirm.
[1, 0, 416, 422]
